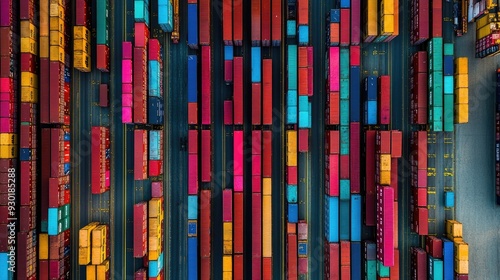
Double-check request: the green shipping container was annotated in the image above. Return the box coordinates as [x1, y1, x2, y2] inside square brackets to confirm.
[444, 43, 454, 56]
[340, 179, 350, 200]
[444, 95, 454, 132]
[340, 125, 350, 155]
[340, 79, 350, 99]
[340, 48, 350, 79]
[288, 45, 298, 90]
[431, 107, 443, 132]
[428, 37, 443, 54]
[430, 52, 443, 72]
[340, 99, 349, 125]
[377, 260, 390, 277]
[96, 0, 109, 45]
[429, 71, 443, 106]
[365, 260, 377, 279]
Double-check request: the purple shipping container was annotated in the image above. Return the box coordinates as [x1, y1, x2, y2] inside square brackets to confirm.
[0, 0, 13, 26]
[224, 60, 233, 83]
[188, 154, 198, 195]
[123, 42, 133, 59]
[298, 257, 308, 274]
[152, 181, 163, 198]
[330, 47, 340, 92]
[234, 131, 243, 176]
[298, 221, 308, 240]
[223, 189, 233, 222]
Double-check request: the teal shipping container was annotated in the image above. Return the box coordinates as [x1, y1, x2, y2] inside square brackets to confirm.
[339, 200, 350, 240]
[340, 179, 350, 200]
[443, 76, 454, 94]
[340, 125, 350, 155]
[149, 61, 160, 97]
[444, 95, 454, 132]
[340, 48, 350, 78]
[340, 99, 349, 125]
[308, 101, 312, 128]
[325, 195, 339, 242]
[188, 195, 198, 219]
[377, 260, 390, 277]
[430, 52, 443, 72]
[97, 0, 110, 45]
[430, 71, 444, 107]
[428, 256, 444, 280]
[287, 20, 297, 37]
[365, 260, 377, 279]
[340, 78, 350, 99]
[288, 45, 298, 90]
[444, 43, 454, 56]
[287, 185, 298, 203]
[288, 90, 298, 107]
[287, 106, 298, 124]
[444, 191, 454, 208]
[299, 111, 310, 128]
[299, 96, 309, 112]
[134, 0, 150, 26]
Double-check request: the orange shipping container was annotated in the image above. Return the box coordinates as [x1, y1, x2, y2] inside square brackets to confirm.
[263, 257, 272, 279]
[298, 47, 308, 68]
[298, 68, 309, 95]
[297, 0, 309, 25]
[330, 23, 340, 45]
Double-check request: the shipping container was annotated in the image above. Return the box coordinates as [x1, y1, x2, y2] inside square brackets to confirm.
[378, 76, 391, 124]
[199, 0, 210, 45]
[287, 234, 298, 279]
[271, 0, 282, 45]
[442, 238, 454, 280]
[201, 130, 211, 182]
[365, 130, 377, 226]
[263, 59, 273, 125]
[234, 193, 244, 253]
[201, 46, 211, 124]
[252, 83, 262, 125]
[200, 190, 211, 260]
[251, 0, 261, 44]
[187, 4, 198, 48]
[134, 130, 148, 180]
[252, 193, 262, 276]
[233, 57, 243, 124]
[223, 0, 233, 45]
[350, 122, 360, 193]
[377, 186, 394, 266]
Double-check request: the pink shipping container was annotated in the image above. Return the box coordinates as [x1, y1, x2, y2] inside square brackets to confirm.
[329, 47, 340, 92]
[234, 130, 244, 176]
[298, 129, 309, 152]
[122, 60, 132, 83]
[378, 76, 391, 125]
[340, 9, 350, 46]
[298, 221, 308, 240]
[298, 257, 308, 274]
[122, 107, 132, 123]
[188, 130, 198, 154]
[233, 57, 243, 124]
[377, 186, 394, 266]
[350, 46, 361, 66]
[133, 202, 148, 257]
[350, 0, 361, 45]
[252, 175, 262, 193]
[134, 22, 150, 48]
[252, 193, 262, 276]
[151, 181, 163, 198]
[135, 269, 147, 279]
[201, 130, 211, 182]
[149, 39, 161, 61]
[412, 187, 427, 207]
[350, 122, 360, 193]
[224, 100, 233, 125]
[327, 154, 339, 196]
[234, 175, 244, 192]
[188, 154, 198, 194]
[223, 189, 233, 222]
[224, 60, 233, 83]
[201, 46, 212, 125]
[365, 130, 376, 226]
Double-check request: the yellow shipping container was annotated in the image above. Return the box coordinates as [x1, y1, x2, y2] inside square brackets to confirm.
[149, 236, 159, 252]
[454, 74, 468, 89]
[74, 26, 90, 41]
[149, 217, 161, 237]
[74, 51, 91, 73]
[49, 31, 64, 47]
[40, 0, 50, 36]
[96, 259, 110, 280]
[92, 225, 107, 247]
[379, 154, 391, 171]
[50, 0, 65, 6]
[446, 220, 463, 238]
[79, 222, 99, 247]
[21, 72, 38, 88]
[223, 272, 232, 280]
[455, 88, 468, 104]
[149, 198, 162, 218]
[49, 46, 65, 63]
[392, 0, 399, 36]
[476, 14, 492, 30]
[223, 240, 233, 255]
[50, 17, 65, 32]
[454, 57, 468, 74]
[86, 265, 97, 280]
[262, 178, 271, 195]
[40, 37, 49, 58]
[39, 233, 49, 260]
[49, 4, 65, 18]
[74, 39, 91, 54]
[21, 38, 38, 55]
[381, 14, 395, 35]
[454, 259, 469, 274]
[287, 151, 297, 166]
[454, 104, 468, 124]
[21, 87, 38, 103]
[379, 170, 391, 185]
[476, 24, 493, 40]
[0, 134, 16, 146]
[454, 241, 469, 261]
[20, 21, 37, 40]
[262, 195, 272, 258]
[149, 250, 160, 261]
[223, 255, 232, 272]
[366, 0, 378, 38]
[381, 0, 394, 15]
[223, 222, 233, 242]
[91, 245, 105, 265]
[0, 146, 17, 159]
[78, 246, 91, 265]
[286, 130, 297, 153]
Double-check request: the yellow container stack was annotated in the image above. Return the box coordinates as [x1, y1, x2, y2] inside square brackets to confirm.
[446, 220, 469, 276]
[148, 197, 164, 261]
[454, 58, 469, 123]
[78, 222, 110, 279]
[48, 1, 65, 64]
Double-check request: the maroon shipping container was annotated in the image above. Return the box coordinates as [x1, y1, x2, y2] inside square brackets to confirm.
[99, 84, 109, 107]
[411, 247, 427, 280]
[224, 60, 233, 83]
[134, 130, 148, 180]
[252, 175, 261, 192]
[377, 186, 394, 267]
[188, 129, 198, 154]
[410, 0, 430, 45]
[298, 257, 307, 274]
[350, 0, 361, 45]
[96, 44, 110, 72]
[252, 193, 262, 277]
[234, 193, 244, 253]
[133, 202, 147, 257]
[326, 130, 340, 154]
[287, 234, 298, 279]
[188, 154, 198, 195]
[201, 257, 211, 280]
[20, 53, 37, 73]
[201, 130, 211, 182]
[75, 0, 90, 26]
[224, 100, 233, 125]
[271, 0, 282, 45]
[135, 268, 147, 279]
[233, 57, 243, 124]
[149, 39, 161, 61]
[325, 242, 340, 279]
[391, 130, 402, 158]
[233, 0, 243, 46]
[40, 129, 50, 222]
[340, 154, 349, 179]
[328, 92, 340, 125]
[425, 236, 443, 258]
[365, 130, 376, 226]
[200, 190, 211, 258]
[455, 274, 469, 280]
[350, 122, 360, 193]
[413, 207, 428, 235]
[262, 59, 273, 125]
[251, 0, 261, 44]
[223, 189, 233, 222]
[412, 51, 428, 73]
[201, 46, 212, 125]
[340, 9, 350, 46]
[287, 166, 298, 185]
[252, 130, 262, 155]
[252, 83, 262, 125]
[377, 130, 391, 154]
[298, 129, 309, 152]
[49, 61, 64, 124]
[262, 131, 272, 177]
[261, 0, 271, 46]
[378, 76, 391, 125]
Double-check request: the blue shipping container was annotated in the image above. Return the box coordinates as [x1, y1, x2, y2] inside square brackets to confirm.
[340, 179, 350, 200]
[158, 3, 173, 32]
[365, 101, 377, 125]
[330, 9, 340, 23]
[287, 20, 297, 37]
[351, 194, 361, 241]
[224, 46, 234, 60]
[365, 76, 378, 101]
[287, 185, 298, 203]
[298, 111, 310, 128]
[187, 4, 198, 48]
[298, 26, 309, 45]
[443, 76, 454, 94]
[287, 106, 298, 124]
[442, 238, 454, 280]
[350, 67, 361, 122]
[188, 195, 198, 219]
[340, 0, 351, 8]
[187, 55, 197, 102]
[339, 200, 350, 240]
[298, 242, 308, 256]
[187, 237, 198, 280]
[188, 221, 198, 236]
[149, 131, 160, 160]
[444, 191, 454, 208]
[364, 241, 377, 260]
[20, 148, 31, 161]
[288, 203, 299, 223]
[148, 252, 164, 277]
[428, 256, 444, 280]
[299, 96, 309, 112]
[251, 47, 262, 82]
[351, 242, 362, 280]
[288, 90, 298, 107]
[0, 253, 13, 280]
[443, 56, 454, 76]
[48, 207, 59, 235]
[148, 96, 164, 125]
[325, 195, 339, 242]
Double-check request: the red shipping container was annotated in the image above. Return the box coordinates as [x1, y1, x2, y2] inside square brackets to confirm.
[233, 57, 244, 124]
[377, 186, 395, 266]
[432, 5, 442, 37]
[350, 123, 360, 193]
[149, 39, 161, 61]
[350, 46, 360, 66]
[200, 190, 211, 257]
[340, 155, 349, 179]
[412, 51, 428, 73]
[201, 46, 212, 125]
[224, 60, 233, 83]
[135, 23, 150, 47]
[99, 84, 109, 107]
[224, 100, 233, 125]
[188, 155, 198, 195]
[49, 61, 63, 124]
[327, 130, 340, 154]
[391, 159, 399, 200]
[151, 181, 163, 198]
[378, 76, 391, 125]
[234, 131, 244, 176]
[252, 193, 262, 275]
[298, 129, 309, 152]
[340, 241, 350, 266]
[298, 68, 308, 96]
[414, 207, 428, 235]
[20, 0, 35, 20]
[271, 0, 282, 45]
[341, 265, 350, 280]
[234, 255, 244, 279]
[411, 247, 427, 280]
[223, 189, 233, 222]
[327, 154, 339, 196]
[262, 131, 272, 177]
[233, 0, 243, 45]
[201, 257, 211, 280]
[40, 129, 50, 222]
[251, 0, 261, 44]
[134, 130, 147, 180]
[188, 130, 198, 154]
[201, 130, 211, 182]
[252, 83, 262, 125]
[262, 59, 273, 125]
[391, 131, 402, 158]
[20, 53, 37, 73]
[188, 102, 198, 124]
[350, 0, 361, 45]
[298, 257, 307, 274]
[426, 236, 443, 258]
[97, 44, 110, 72]
[223, 0, 233, 44]
[328, 92, 340, 125]
[263, 257, 272, 278]
[234, 193, 244, 253]
[455, 274, 469, 280]
[340, 9, 350, 46]
[252, 130, 262, 154]
[252, 175, 261, 192]
[365, 130, 376, 225]
[297, 0, 309, 25]
[413, 187, 427, 207]
[325, 243, 340, 279]
[133, 202, 147, 257]
[390, 249, 400, 280]
[377, 131, 392, 154]
[75, 0, 89, 26]
[288, 166, 298, 185]
[287, 234, 298, 279]
[261, 0, 271, 46]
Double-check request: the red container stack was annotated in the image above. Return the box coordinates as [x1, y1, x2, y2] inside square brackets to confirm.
[410, 51, 428, 124]
[325, 131, 339, 196]
[261, 0, 271, 46]
[222, 0, 232, 45]
[410, 0, 430, 45]
[364, 130, 376, 226]
[200, 190, 211, 277]
[74, 0, 92, 72]
[149, 130, 164, 177]
[410, 131, 428, 235]
[91, 127, 110, 194]
[411, 247, 428, 279]
[252, 83, 262, 125]
[378, 75, 391, 125]
[134, 129, 148, 180]
[324, 242, 340, 279]
[133, 202, 148, 257]
[252, 130, 262, 275]
[233, 0, 243, 46]
[122, 41, 133, 123]
[376, 185, 394, 267]
[201, 130, 211, 183]
[431, 0, 442, 37]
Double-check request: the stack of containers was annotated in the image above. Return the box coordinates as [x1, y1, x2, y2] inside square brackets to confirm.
[425, 236, 444, 279]
[454, 57, 469, 124]
[286, 130, 298, 278]
[364, 130, 377, 227]
[391, 131, 402, 278]
[96, 0, 110, 71]
[383, 0, 399, 42]
[148, 196, 165, 278]
[324, 131, 339, 278]
[364, 241, 377, 278]
[199, 0, 210, 45]
[410, 0, 429, 45]
[133, 203, 147, 259]
[148, 130, 163, 177]
[411, 247, 428, 278]
[252, 130, 262, 276]
[261, 0, 271, 46]
[298, 47, 312, 150]
[222, 0, 232, 45]
[428, 37, 444, 131]
[85, 224, 111, 279]
[233, 0, 243, 46]
[251, 47, 262, 125]
[186, 0, 198, 48]
[363, 0, 400, 42]
[233, 129, 244, 277]
[158, 0, 173, 32]
[77, 222, 98, 266]
[73, 0, 91, 72]
[328, 9, 340, 46]
[297, 0, 309, 47]
[364, 0, 378, 42]
[297, 221, 307, 278]
[327, 46, 339, 125]
[271, 0, 282, 46]
[443, 44, 454, 131]
[148, 39, 164, 126]
[378, 76, 391, 125]
[442, 237, 454, 280]
[496, 69, 500, 204]
[18, 1, 37, 278]
[262, 130, 273, 278]
[133, 21, 149, 124]
[187, 130, 198, 279]
[262, 59, 273, 125]
[410, 131, 429, 236]
[364, 76, 378, 125]
[200, 190, 212, 278]
[410, 51, 428, 124]
[224, 46, 233, 84]
[91, 126, 111, 194]
[475, 14, 500, 58]
[287, 45, 298, 125]
[375, 0, 395, 42]
[446, 220, 469, 277]
[122, 41, 133, 123]
[134, 130, 148, 180]
[251, 0, 261, 45]
[187, 55, 197, 125]
[201, 46, 211, 125]
[222, 189, 233, 278]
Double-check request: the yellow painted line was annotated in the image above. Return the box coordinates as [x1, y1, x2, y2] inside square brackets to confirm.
[427, 191, 437, 194]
